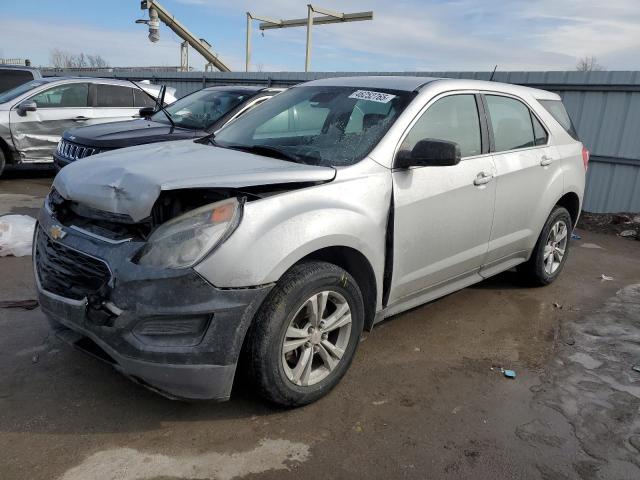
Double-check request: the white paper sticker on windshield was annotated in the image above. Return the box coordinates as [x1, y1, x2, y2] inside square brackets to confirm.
[348, 90, 396, 103]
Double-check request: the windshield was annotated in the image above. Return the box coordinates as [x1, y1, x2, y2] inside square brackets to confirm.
[0, 80, 48, 104]
[214, 86, 415, 167]
[152, 89, 252, 130]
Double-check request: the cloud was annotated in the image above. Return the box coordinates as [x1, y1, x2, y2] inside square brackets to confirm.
[3, 0, 639, 71]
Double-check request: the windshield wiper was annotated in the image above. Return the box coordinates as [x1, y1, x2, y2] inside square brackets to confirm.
[127, 79, 175, 128]
[224, 144, 303, 163]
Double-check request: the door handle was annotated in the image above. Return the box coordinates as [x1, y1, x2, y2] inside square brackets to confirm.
[540, 155, 554, 166]
[73, 116, 89, 122]
[473, 172, 494, 186]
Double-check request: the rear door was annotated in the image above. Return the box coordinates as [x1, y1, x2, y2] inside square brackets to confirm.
[480, 93, 563, 275]
[388, 92, 497, 305]
[9, 82, 91, 161]
[89, 83, 140, 124]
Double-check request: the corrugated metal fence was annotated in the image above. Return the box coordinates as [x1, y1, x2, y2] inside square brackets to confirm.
[43, 69, 640, 213]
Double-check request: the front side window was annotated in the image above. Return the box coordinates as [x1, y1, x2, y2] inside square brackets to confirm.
[485, 95, 535, 152]
[30, 83, 89, 108]
[399, 94, 482, 158]
[96, 84, 134, 108]
[152, 89, 251, 130]
[214, 86, 415, 167]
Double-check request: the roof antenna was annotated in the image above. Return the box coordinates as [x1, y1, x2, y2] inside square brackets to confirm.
[489, 64, 498, 81]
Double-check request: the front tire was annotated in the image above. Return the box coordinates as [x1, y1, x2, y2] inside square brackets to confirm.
[518, 206, 572, 285]
[0, 148, 6, 177]
[245, 261, 364, 407]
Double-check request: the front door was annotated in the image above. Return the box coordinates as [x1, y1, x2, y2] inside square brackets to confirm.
[389, 93, 496, 306]
[10, 82, 91, 161]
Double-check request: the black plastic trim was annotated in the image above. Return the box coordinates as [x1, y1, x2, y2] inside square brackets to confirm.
[475, 93, 490, 155]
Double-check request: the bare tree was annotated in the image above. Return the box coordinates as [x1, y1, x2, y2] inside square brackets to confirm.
[49, 49, 109, 68]
[50, 48, 72, 68]
[576, 55, 604, 72]
[87, 54, 109, 68]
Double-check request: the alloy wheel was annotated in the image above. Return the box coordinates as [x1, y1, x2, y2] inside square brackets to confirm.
[543, 220, 568, 275]
[281, 290, 352, 387]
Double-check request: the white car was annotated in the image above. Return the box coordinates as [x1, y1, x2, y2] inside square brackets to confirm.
[37, 76, 586, 406]
[0, 77, 176, 175]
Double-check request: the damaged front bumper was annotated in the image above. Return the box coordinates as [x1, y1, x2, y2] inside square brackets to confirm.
[35, 208, 272, 400]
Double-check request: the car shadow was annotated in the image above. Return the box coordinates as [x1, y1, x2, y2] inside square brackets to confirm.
[2, 164, 56, 180]
[468, 269, 535, 290]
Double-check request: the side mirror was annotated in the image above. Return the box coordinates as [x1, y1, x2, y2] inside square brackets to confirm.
[17, 101, 37, 115]
[139, 107, 155, 119]
[396, 139, 461, 169]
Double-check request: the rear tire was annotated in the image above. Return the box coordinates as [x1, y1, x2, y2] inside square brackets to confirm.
[245, 261, 364, 407]
[518, 206, 572, 286]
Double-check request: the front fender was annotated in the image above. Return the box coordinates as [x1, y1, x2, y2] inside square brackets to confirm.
[195, 160, 391, 309]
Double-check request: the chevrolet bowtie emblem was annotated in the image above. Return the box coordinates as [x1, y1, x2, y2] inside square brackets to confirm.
[49, 225, 66, 240]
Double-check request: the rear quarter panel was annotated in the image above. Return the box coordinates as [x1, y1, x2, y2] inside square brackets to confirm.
[516, 96, 585, 242]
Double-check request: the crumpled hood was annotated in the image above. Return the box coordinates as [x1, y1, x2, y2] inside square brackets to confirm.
[53, 139, 336, 222]
[63, 119, 199, 149]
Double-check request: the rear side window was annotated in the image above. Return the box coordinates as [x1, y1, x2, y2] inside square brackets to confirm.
[485, 95, 535, 152]
[30, 83, 89, 108]
[539, 99, 579, 140]
[96, 84, 134, 107]
[401, 94, 482, 158]
[134, 89, 157, 108]
[0, 70, 34, 94]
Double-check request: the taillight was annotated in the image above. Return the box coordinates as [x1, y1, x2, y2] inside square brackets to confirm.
[582, 146, 590, 170]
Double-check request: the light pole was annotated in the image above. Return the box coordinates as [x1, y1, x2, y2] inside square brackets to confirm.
[248, 5, 373, 72]
[245, 12, 282, 72]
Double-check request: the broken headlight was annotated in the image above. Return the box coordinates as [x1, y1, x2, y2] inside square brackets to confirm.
[136, 197, 242, 269]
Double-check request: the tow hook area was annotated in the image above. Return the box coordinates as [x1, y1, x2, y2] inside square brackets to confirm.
[86, 290, 122, 326]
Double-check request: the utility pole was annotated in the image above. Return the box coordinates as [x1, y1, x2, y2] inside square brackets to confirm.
[251, 4, 373, 72]
[137, 0, 231, 72]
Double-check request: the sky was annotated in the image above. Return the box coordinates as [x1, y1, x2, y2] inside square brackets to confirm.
[1, 0, 639, 72]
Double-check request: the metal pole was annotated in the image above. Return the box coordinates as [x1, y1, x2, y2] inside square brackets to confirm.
[246, 13, 251, 72]
[180, 41, 189, 72]
[305, 5, 313, 72]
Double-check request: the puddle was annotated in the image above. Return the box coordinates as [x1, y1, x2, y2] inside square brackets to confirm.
[59, 438, 310, 480]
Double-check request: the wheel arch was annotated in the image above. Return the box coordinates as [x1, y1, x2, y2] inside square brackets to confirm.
[555, 191, 581, 228]
[298, 246, 378, 331]
[0, 135, 13, 167]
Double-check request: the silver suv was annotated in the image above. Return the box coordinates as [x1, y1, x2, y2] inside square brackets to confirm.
[35, 76, 587, 406]
[0, 77, 175, 174]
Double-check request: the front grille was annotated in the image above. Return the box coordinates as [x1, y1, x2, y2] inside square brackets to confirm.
[56, 139, 100, 161]
[35, 228, 111, 301]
